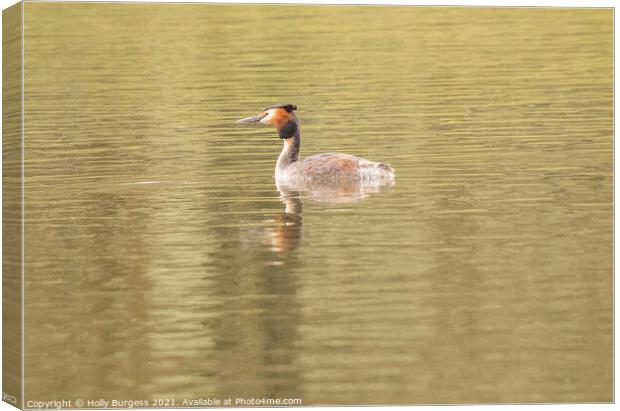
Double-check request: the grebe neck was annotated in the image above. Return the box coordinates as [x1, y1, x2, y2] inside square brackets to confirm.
[276, 119, 300, 174]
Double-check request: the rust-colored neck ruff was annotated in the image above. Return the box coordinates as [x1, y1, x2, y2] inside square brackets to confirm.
[271, 108, 292, 129]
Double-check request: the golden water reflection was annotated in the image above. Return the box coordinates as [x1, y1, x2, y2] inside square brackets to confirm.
[267, 179, 394, 254]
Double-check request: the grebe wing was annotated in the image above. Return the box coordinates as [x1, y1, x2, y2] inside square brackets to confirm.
[298, 153, 360, 177]
[297, 153, 394, 180]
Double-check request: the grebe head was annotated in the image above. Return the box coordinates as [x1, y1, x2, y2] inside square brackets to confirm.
[237, 103, 299, 139]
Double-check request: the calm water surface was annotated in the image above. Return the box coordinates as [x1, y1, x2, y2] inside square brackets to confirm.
[23, 4, 611, 404]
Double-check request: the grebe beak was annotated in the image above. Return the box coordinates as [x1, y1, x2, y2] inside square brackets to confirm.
[236, 113, 265, 123]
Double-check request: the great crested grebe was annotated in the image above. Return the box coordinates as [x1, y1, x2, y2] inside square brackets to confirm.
[237, 104, 395, 184]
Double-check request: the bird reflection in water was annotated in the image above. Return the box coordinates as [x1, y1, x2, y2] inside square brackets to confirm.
[229, 165, 394, 398]
[266, 178, 395, 254]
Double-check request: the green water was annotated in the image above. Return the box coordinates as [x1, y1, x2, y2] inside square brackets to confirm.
[22, 3, 611, 405]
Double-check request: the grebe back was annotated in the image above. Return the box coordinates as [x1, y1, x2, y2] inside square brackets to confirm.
[237, 104, 395, 184]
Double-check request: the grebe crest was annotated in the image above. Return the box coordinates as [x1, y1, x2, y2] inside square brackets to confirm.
[237, 103, 395, 186]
